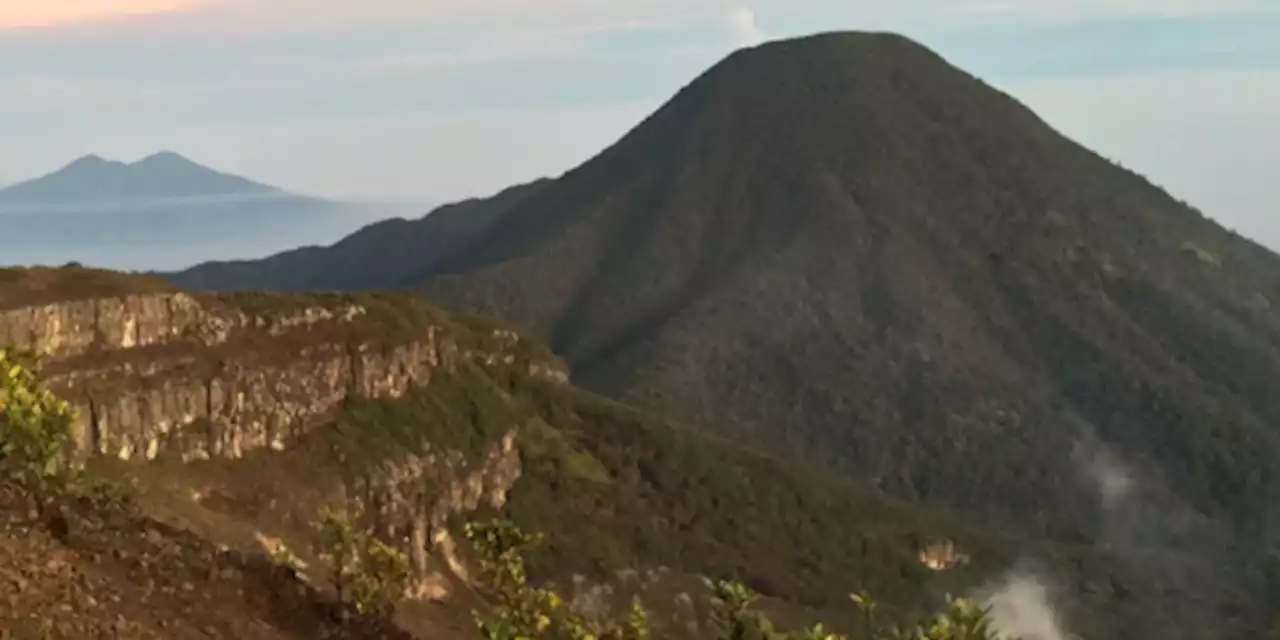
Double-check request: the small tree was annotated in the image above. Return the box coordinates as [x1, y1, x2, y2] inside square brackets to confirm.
[319, 504, 357, 606]
[706, 579, 779, 639]
[882, 597, 1000, 640]
[850, 590, 879, 639]
[316, 501, 412, 621]
[0, 347, 77, 520]
[706, 579, 846, 640]
[465, 519, 649, 640]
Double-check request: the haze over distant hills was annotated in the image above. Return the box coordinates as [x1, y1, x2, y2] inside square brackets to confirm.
[164, 179, 547, 292]
[0, 152, 419, 272]
[0, 151, 277, 204]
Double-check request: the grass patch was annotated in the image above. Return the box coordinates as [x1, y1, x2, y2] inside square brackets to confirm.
[0, 265, 174, 311]
[520, 417, 612, 486]
[1180, 240, 1223, 267]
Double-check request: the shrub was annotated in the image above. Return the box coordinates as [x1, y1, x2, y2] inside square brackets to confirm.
[465, 519, 649, 640]
[880, 597, 1000, 640]
[520, 418, 612, 485]
[0, 347, 77, 520]
[316, 501, 412, 621]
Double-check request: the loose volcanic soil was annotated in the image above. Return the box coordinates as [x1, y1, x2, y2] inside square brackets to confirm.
[0, 484, 413, 640]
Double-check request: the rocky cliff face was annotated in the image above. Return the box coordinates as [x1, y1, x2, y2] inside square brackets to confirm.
[0, 281, 566, 465]
[354, 429, 523, 599]
[244, 431, 525, 602]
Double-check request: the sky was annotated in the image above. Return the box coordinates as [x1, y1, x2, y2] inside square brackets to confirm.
[1, 0, 1278, 249]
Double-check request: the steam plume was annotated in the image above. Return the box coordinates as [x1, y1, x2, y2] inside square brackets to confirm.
[974, 570, 1075, 640]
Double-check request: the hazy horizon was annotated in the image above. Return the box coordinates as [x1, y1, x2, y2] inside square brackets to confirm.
[0, 194, 418, 272]
[2, 1, 1278, 254]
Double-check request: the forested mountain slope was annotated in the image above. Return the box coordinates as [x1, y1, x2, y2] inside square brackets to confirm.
[399, 32, 1280, 547]
[150, 31, 1280, 637]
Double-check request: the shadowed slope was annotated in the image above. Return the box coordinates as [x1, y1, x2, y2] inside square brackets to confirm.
[166, 180, 548, 292]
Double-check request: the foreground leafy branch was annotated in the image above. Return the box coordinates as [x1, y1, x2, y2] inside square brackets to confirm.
[316, 501, 413, 621]
[464, 518, 1013, 640]
[880, 597, 1001, 640]
[0, 348, 77, 520]
[465, 519, 650, 640]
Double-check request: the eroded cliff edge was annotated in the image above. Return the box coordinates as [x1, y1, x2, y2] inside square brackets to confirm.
[0, 267, 566, 464]
[0, 266, 574, 605]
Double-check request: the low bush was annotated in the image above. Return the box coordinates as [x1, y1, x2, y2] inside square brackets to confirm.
[464, 518, 1013, 640]
[316, 500, 413, 621]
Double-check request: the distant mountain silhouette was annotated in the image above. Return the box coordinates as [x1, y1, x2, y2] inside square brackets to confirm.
[0, 153, 403, 272]
[0, 151, 278, 204]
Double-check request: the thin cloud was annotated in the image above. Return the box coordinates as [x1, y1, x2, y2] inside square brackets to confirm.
[0, 0, 713, 48]
[134, 0, 709, 35]
[250, 18, 673, 79]
[0, 0, 201, 29]
[280, 39, 586, 79]
[209, 0, 579, 30]
[950, 0, 1275, 23]
[7, 0, 1275, 35]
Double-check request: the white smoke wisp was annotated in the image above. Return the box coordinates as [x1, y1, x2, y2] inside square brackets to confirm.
[727, 6, 764, 48]
[1081, 444, 1134, 513]
[1066, 421, 1136, 514]
[975, 572, 1076, 640]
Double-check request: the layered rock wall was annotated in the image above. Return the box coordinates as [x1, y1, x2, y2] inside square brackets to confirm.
[0, 293, 215, 357]
[66, 340, 450, 462]
[1, 276, 565, 609]
[0, 291, 566, 463]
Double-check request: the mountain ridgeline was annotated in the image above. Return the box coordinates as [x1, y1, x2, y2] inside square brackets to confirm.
[164, 179, 549, 293]
[0, 152, 407, 271]
[163, 31, 1280, 636]
[0, 152, 278, 204]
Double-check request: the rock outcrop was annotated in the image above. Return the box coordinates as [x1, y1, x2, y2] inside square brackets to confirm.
[917, 539, 970, 571]
[0, 276, 567, 464]
[0, 267, 570, 610]
[354, 429, 523, 599]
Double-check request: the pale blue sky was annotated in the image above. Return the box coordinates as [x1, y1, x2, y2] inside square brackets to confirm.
[2, 0, 1277, 248]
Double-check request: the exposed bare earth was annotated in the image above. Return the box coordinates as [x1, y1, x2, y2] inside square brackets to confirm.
[0, 485, 412, 639]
